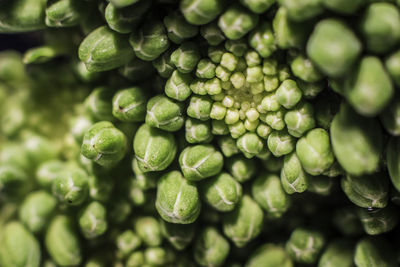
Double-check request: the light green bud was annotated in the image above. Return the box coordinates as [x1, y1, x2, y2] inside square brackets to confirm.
[225, 154, 256, 182]
[46, 0, 85, 27]
[286, 228, 325, 264]
[133, 124, 177, 172]
[343, 56, 393, 117]
[81, 121, 127, 168]
[0, 221, 41, 267]
[208, 45, 225, 64]
[187, 95, 213, 121]
[145, 95, 184, 132]
[134, 216, 163, 247]
[318, 239, 354, 267]
[23, 133, 59, 168]
[179, 144, 224, 181]
[296, 128, 334, 175]
[126, 251, 145, 267]
[248, 22, 276, 58]
[116, 230, 142, 258]
[35, 160, 65, 189]
[194, 227, 230, 267]
[354, 237, 397, 267]
[129, 20, 170, 61]
[52, 167, 88, 206]
[79, 201, 107, 239]
[236, 133, 264, 158]
[144, 247, 175, 266]
[218, 136, 240, 157]
[185, 118, 212, 144]
[341, 173, 389, 209]
[165, 70, 192, 101]
[218, 4, 259, 40]
[196, 59, 216, 79]
[170, 42, 201, 73]
[281, 152, 309, 194]
[276, 79, 302, 109]
[225, 39, 248, 57]
[307, 19, 361, 77]
[164, 13, 198, 44]
[201, 22, 226, 45]
[156, 171, 201, 224]
[19, 191, 57, 233]
[278, 0, 323, 21]
[246, 244, 293, 267]
[331, 104, 383, 176]
[285, 102, 315, 138]
[252, 174, 290, 218]
[105, 1, 151, 34]
[290, 54, 322, 83]
[357, 206, 399, 235]
[79, 26, 134, 72]
[45, 216, 82, 266]
[84, 87, 114, 122]
[112, 87, 147, 122]
[272, 7, 309, 49]
[153, 50, 175, 78]
[0, 0, 47, 33]
[223, 195, 264, 247]
[160, 220, 195, 250]
[264, 110, 286, 130]
[267, 130, 296, 157]
[360, 3, 400, 54]
[201, 172, 242, 212]
[180, 0, 226, 25]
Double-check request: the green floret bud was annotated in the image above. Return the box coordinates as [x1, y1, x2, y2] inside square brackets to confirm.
[354, 237, 397, 267]
[152, 50, 175, 78]
[276, 79, 302, 109]
[246, 244, 293, 267]
[145, 95, 184, 132]
[81, 121, 127, 168]
[223, 195, 264, 247]
[357, 205, 399, 235]
[19, 191, 57, 233]
[160, 220, 195, 250]
[321, 0, 363, 14]
[133, 124, 177, 172]
[216, 65, 231, 82]
[229, 121, 246, 138]
[156, 171, 201, 224]
[225, 39, 248, 57]
[285, 228, 325, 264]
[112, 87, 147, 122]
[212, 119, 230, 135]
[179, 144, 224, 181]
[306, 19, 362, 77]
[116, 230, 142, 258]
[185, 118, 212, 144]
[290, 53, 322, 83]
[245, 49, 262, 67]
[129, 20, 170, 61]
[45, 216, 82, 266]
[239, 0, 275, 14]
[190, 79, 208, 95]
[144, 247, 175, 266]
[79, 201, 107, 239]
[264, 109, 286, 130]
[272, 7, 310, 49]
[208, 45, 226, 64]
[210, 102, 227, 120]
[360, 3, 400, 54]
[52, 167, 88, 206]
[205, 77, 222, 95]
[296, 128, 334, 176]
[280, 152, 309, 194]
[180, 0, 226, 25]
[164, 13, 198, 44]
[0, 222, 41, 267]
[196, 59, 216, 79]
[220, 52, 238, 72]
[201, 21, 226, 46]
[104, 1, 150, 34]
[171, 42, 201, 73]
[331, 104, 383, 176]
[236, 132, 264, 158]
[256, 123, 272, 139]
[187, 95, 213, 121]
[84, 87, 114, 122]
[218, 136, 240, 157]
[343, 56, 393, 117]
[35, 160, 65, 189]
[194, 227, 230, 267]
[318, 239, 354, 267]
[261, 93, 281, 112]
[252, 174, 290, 218]
[134, 217, 162, 247]
[165, 70, 192, 101]
[79, 26, 134, 72]
[126, 252, 144, 267]
[284, 101, 316, 138]
[45, 0, 85, 28]
[267, 130, 296, 157]
[201, 172, 242, 212]
[218, 4, 259, 40]
[248, 22, 276, 58]
[278, 0, 323, 22]
[246, 66, 263, 83]
[341, 173, 389, 209]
